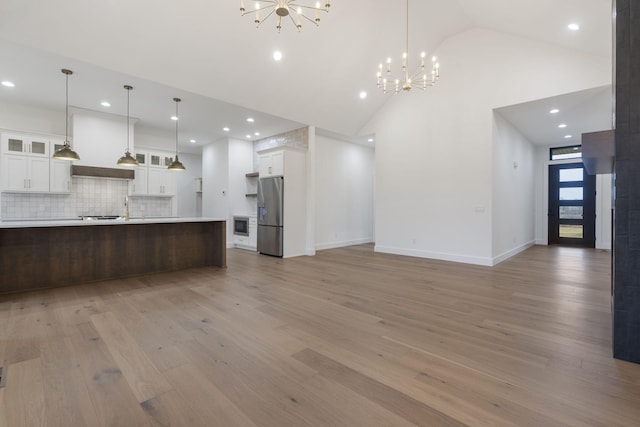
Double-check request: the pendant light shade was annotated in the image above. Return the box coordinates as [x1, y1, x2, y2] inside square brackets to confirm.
[168, 97, 186, 171]
[53, 69, 80, 161]
[117, 85, 139, 167]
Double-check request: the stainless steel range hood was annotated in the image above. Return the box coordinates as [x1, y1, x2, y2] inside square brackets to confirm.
[71, 165, 134, 180]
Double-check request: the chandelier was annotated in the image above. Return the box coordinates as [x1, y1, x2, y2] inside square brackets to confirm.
[376, 0, 440, 94]
[240, 1, 331, 32]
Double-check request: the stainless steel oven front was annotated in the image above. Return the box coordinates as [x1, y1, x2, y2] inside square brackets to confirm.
[233, 216, 250, 236]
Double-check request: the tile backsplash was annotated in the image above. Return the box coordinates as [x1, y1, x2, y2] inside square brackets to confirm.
[1, 176, 172, 219]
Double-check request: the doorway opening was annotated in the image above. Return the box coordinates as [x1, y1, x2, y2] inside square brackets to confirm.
[548, 162, 596, 247]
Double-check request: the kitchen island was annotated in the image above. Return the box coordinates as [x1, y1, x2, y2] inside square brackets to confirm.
[0, 217, 226, 294]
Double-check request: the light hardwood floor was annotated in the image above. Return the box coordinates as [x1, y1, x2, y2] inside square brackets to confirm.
[1, 244, 639, 426]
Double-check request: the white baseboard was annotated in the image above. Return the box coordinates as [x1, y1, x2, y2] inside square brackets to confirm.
[374, 245, 493, 266]
[491, 240, 535, 266]
[315, 237, 373, 251]
[535, 238, 547, 245]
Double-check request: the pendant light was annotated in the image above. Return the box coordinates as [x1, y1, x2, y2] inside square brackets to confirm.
[52, 69, 80, 161]
[117, 85, 139, 167]
[167, 97, 186, 171]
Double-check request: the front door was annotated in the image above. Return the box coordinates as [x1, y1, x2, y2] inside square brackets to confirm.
[548, 163, 596, 247]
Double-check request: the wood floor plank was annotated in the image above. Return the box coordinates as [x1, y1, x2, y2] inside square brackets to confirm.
[0, 387, 7, 427]
[2, 358, 45, 427]
[0, 244, 637, 426]
[90, 311, 172, 403]
[293, 348, 467, 426]
[40, 337, 100, 427]
[159, 363, 259, 427]
[67, 322, 153, 427]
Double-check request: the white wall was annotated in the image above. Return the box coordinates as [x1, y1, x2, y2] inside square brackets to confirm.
[596, 174, 612, 250]
[0, 101, 64, 136]
[202, 138, 229, 220]
[492, 112, 536, 263]
[314, 134, 375, 250]
[361, 28, 611, 266]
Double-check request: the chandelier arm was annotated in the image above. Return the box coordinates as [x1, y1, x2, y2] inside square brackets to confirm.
[257, 8, 277, 26]
[409, 69, 429, 81]
[241, 0, 276, 15]
[287, 11, 298, 28]
[300, 13, 320, 25]
[293, 4, 327, 11]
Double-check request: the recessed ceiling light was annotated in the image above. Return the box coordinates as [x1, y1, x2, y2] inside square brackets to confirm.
[368, 138, 374, 142]
[558, 123, 567, 128]
[223, 127, 230, 132]
[568, 23, 580, 31]
[246, 134, 252, 139]
[171, 116, 178, 121]
[564, 135, 573, 139]
[549, 109, 560, 114]
[247, 117, 255, 123]
[1, 81, 15, 87]
[100, 101, 111, 107]
[273, 50, 283, 61]
[359, 91, 367, 99]
[190, 139, 196, 143]
[255, 132, 260, 136]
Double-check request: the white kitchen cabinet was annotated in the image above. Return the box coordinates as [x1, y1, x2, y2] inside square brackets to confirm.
[2, 154, 50, 192]
[259, 151, 284, 177]
[2, 134, 49, 157]
[148, 168, 175, 196]
[49, 159, 71, 193]
[249, 216, 257, 248]
[149, 153, 174, 168]
[129, 166, 148, 195]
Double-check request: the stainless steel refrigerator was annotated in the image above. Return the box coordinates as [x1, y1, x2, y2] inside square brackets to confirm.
[257, 176, 284, 257]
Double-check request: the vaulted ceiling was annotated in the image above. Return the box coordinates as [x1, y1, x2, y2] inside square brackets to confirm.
[0, 0, 612, 147]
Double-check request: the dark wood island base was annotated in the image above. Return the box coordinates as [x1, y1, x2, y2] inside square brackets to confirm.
[0, 219, 226, 294]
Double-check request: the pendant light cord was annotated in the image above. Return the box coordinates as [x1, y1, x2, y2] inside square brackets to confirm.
[127, 88, 130, 151]
[65, 72, 69, 143]
[173, 97, 181, 158]
[175, 100, 179, 156]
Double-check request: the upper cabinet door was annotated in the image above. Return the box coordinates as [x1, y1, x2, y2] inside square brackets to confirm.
[28, 157, 50, 192]
[2, 134, 50, 157]
[50, 159, 71, 193]
[259, 151, 284, 178]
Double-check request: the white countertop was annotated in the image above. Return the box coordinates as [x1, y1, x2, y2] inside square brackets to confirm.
[0, 217, 226, 229]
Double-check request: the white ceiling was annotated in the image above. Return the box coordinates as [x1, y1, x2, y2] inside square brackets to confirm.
[496, 85, 613, 146]
[0, 0, 612, 151]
